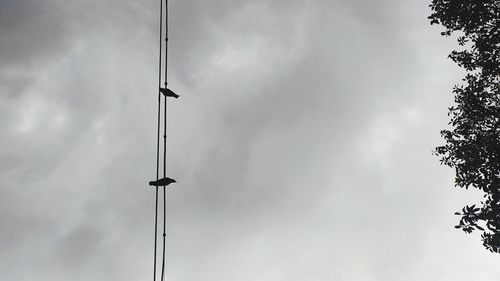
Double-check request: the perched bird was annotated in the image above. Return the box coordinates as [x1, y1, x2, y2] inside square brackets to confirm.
[149, 177, 176, 187]
[159, 88, 180, 98]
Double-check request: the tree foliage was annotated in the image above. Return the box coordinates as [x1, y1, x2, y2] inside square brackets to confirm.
[430, 0, 500, 252]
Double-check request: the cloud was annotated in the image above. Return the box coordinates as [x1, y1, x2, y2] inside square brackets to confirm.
[3, 0, 500, 281]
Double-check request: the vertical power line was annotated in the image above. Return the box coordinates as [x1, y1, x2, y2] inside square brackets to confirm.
[161, 0, 169, 280]
[160, 0, 168, 277]
[154, 0, 163, 280]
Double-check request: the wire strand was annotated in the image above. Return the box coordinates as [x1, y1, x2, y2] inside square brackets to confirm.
[160, 0, 168, 280]
[154, 0, 163, 280]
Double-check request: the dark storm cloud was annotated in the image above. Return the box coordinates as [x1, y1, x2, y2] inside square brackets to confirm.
[0, 2, 156, 279]
[0, 0, 72, 68]
[0, 0, 156, 178]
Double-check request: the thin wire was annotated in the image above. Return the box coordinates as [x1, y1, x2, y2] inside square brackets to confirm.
[160, 97, 167, 281]
[154, 0, 163, 280]
[160, 0, 168, 280]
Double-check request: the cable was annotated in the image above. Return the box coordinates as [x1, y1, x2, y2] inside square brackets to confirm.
[160, 0, 168, 280]
[154, 0, 163, 280]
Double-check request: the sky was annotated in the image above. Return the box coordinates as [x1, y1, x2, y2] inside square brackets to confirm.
[2, 0, 500, 280]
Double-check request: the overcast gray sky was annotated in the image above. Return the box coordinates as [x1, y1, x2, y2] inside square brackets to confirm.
[2, 0, 500, 280]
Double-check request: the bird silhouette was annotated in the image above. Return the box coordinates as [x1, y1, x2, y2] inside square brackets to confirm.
[149, 177, 176, 187]
[159, 88, 179, 98]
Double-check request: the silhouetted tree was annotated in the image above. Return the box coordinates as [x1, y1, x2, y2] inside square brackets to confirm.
[430, 0, 500, 252]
